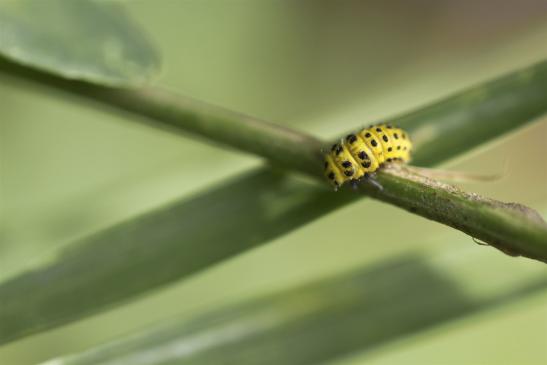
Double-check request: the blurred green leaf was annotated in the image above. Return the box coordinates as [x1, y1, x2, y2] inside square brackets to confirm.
[396, 62, 547, 166]
[0, 0, 159, 86]
[0, 61, 546, 345]
[37, 248, 547, 365]
[0, 169, 352, 345]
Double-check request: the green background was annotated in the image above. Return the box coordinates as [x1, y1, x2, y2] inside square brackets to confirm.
[1, 1, 546, 364]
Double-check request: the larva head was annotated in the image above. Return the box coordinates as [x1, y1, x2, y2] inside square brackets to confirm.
[324, 154, 344, 190]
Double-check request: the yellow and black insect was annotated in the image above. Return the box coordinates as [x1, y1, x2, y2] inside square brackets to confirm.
[324, 123, 413, 190]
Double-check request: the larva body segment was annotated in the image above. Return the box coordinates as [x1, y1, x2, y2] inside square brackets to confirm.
[358, 128, 384, 164]
[346, 134, 378, 173]
[324, 123, 413, 190]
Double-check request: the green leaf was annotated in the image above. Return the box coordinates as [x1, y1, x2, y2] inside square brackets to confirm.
[0, 0, 159, 86]
[37, 248, 547, 365]
[0, 169, 351, 345]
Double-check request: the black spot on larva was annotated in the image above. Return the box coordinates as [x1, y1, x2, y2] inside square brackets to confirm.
[382, 135, 388, 142]
[334, 181, 340, 186]
[365, 132, 371, 138]
[341, 160, 352, 168]
[402, 133, 407, 139]
[358, 151, 368, 160]
[328, 172, 335, 180]
[335, 145, 343, 154]
[346, 134, 357, 143]
[376, 127, 382, 132]
[344, 170, 354, 177]
[386, 158, 392, 162]
[397, 146, 401, 150]
[362, 161, 371, 168]
[371, 139, 378, 147]
[386, 124, 393, 129]
[393, 133, 399, 139]
[324, 161, 329, 169]
[388, 147, 393, 152]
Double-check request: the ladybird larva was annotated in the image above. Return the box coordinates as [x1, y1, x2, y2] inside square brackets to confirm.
[323, 123, 413, 190]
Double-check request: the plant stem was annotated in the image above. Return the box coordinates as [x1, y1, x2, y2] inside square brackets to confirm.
[0, 57, 324, 176]
[1, 58, 547, 262]
[369, 165, 547, 262]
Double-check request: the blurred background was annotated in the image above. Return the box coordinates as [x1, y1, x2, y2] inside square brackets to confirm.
[1, 0, 546, 364]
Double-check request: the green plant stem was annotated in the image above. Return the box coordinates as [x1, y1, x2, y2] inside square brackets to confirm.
[1, 58, 547, 262]
[100, 87, 325, 176]
[370, 165, 547, 262]
[0, 57, 324, 177]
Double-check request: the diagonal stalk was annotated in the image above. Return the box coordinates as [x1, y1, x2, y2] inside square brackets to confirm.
[2, 57, 546, 261]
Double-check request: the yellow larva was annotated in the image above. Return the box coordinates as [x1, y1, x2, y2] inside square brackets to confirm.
[324, 123, 413, 190]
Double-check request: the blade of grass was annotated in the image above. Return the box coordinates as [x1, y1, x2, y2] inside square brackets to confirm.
[0, 169, 351, 345]
[37, 248, 547, 365]
[395, 63, 547, 166]
[0, 59, 546, 344]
